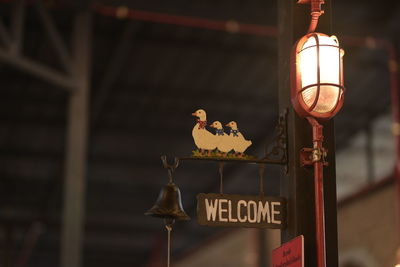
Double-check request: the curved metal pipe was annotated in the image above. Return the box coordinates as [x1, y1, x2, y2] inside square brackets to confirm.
[307, 0, 325, 33]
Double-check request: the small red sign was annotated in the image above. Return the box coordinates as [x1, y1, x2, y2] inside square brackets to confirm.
[272, 235, 304, 267]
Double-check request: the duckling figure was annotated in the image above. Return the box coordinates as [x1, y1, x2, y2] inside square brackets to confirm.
[226, 121, 252, 157]
[209, 121, 233, 156]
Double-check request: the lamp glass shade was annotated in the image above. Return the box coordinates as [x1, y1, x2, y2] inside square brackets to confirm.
[291, 33, 344, 119]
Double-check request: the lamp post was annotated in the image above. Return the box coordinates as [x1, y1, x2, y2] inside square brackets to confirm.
[290, 7, 345, 267]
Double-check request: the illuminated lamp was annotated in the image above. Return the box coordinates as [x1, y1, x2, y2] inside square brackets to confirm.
[291, 33, 345, 120]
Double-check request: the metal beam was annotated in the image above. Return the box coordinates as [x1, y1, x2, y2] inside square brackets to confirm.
[60, 10, 92, 267]
[10, 0, 25, 54]
[34, 1, 73, 73]
[0, 1, 76, 90]
[0, 20, 11, 48]
[0, 49, 76, 91]
[92, 21, 137, 124]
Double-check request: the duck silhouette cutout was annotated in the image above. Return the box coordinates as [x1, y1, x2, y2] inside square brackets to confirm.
[225, 121, 252, 157]
[191, 109, 220, 155]
[209, 121, 234, 156]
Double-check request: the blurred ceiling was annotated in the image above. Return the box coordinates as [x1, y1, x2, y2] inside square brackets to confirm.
[0, 0, 399, 266]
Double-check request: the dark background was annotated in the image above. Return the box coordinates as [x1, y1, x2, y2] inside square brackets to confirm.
[0, 0, 399, 266]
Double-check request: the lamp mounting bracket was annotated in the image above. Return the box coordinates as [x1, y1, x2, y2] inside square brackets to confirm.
[300, 147, 328, 167]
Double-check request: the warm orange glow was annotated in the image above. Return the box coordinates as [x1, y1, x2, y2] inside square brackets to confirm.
[298, 35, 344, 114]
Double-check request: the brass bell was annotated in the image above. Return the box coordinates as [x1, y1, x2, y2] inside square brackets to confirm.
[145, 156, 188, 267]
[145, 182, 190, 221]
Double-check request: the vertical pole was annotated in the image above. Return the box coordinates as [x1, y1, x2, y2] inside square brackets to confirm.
[10, 0, 25, 55]
[147, 235, 164, 267]
[388, 43, 400, 261]
[278, 1, 339, 267]
[365, 123, 375, 183]
[15, 222, 43, 267]
[61, 10, 91, 267]
[257, 229, 268, 267]
[3, 224, 14, 267]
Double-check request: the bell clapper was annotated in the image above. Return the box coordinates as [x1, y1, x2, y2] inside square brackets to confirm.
[164, 218, 175, 267]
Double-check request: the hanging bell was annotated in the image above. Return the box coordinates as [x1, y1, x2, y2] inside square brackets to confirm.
[145, 182, 190, 221]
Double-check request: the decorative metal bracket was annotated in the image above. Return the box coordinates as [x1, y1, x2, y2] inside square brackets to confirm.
[300, 117, 329, 168]
[161, 155, 180, 183]
[178, 109, 288, 166]
[263, 109, 288, 164]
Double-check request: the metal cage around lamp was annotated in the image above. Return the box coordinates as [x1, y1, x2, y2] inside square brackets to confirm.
[291, 32, 345, 120]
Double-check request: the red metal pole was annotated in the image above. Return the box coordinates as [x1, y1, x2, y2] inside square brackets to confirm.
[306, 117, 326, 267]
[91, 3, 277, 37]
[314, 153, 326, 267]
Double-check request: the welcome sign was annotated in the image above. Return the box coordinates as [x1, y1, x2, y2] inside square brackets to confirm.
[197, 193, 286, 229]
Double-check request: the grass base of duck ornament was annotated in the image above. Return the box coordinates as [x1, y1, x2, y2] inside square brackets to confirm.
[191, 109, 253, 159]
[191, 149, 256, 160]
